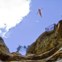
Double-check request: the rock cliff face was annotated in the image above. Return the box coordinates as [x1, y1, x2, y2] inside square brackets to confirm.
[0, 37, 10, 61]
[0, 20, 62, 62]
[26, 20, 62, 62]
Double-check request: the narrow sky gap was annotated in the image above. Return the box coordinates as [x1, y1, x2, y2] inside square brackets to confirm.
[0, 0, 62, 55]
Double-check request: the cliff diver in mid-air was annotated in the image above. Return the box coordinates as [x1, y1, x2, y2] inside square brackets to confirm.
[38, 8, 42, 17]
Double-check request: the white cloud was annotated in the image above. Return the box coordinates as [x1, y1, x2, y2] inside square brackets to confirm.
[0, 0, 31, 37]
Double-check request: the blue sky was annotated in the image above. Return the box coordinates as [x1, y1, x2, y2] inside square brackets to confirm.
[2, 0, 62, 55]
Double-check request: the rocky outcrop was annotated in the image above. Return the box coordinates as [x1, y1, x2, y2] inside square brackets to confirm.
[8, 52, 25, 61]
[55, 20, 62, 38]
[0, 37, 10, 61]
